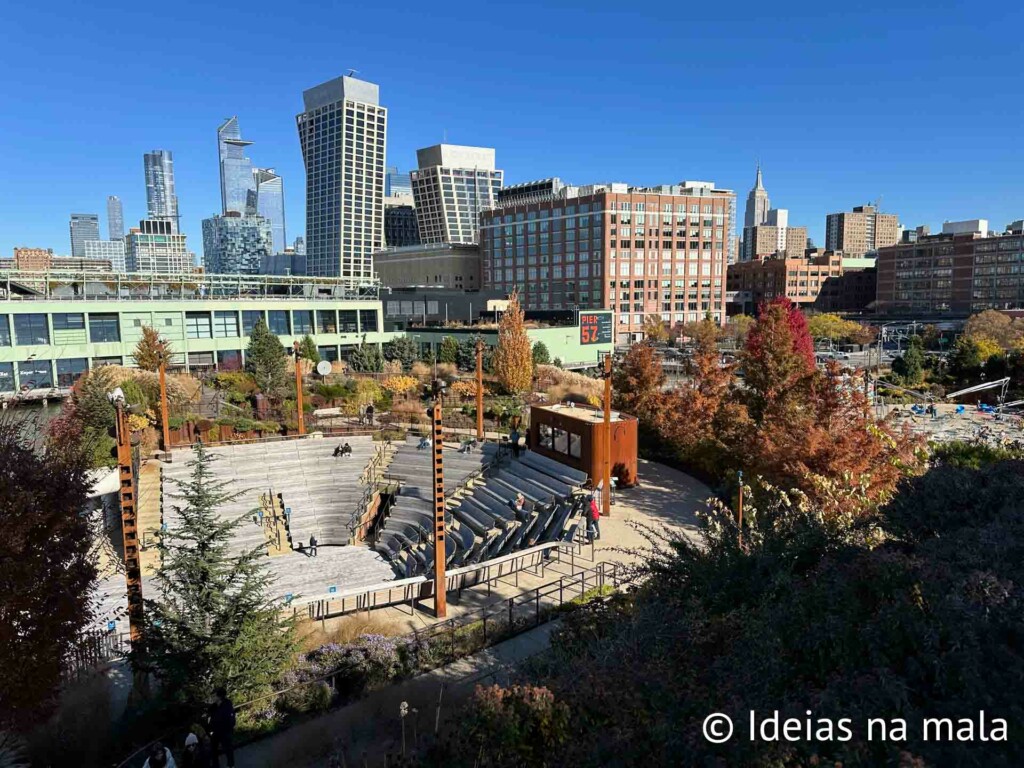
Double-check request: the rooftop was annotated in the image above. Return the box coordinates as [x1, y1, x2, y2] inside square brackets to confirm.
[533, 402, 633, 424]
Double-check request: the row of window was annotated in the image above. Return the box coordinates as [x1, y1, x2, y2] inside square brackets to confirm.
[538, 425, 582, 459]
[0, 313, 120, 346]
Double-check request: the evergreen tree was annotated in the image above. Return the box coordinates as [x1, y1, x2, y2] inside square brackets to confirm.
[133, 326, 173, 372]
[894, 335, 925, 386]
[130, 443, 296, 709]
[244, 318, 289, 398]
[383, 336, 419, 370]
[456, 338, 479, 371]
[349, 343, 384, 373]
[298, 334, 320, 365]
[494, 291, 533, 393]
[532, 341, 551, 366]
[438, 336, 460, 365]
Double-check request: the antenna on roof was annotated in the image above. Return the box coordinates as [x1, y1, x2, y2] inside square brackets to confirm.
[347, 69, 359, 77]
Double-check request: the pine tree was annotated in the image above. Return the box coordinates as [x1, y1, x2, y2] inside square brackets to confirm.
[349, 343, 384, 372]
[383, 336, 419, 370]
[133, 326, 173, 372]
[298, 334, 320, 365]
[494, 291, 533, 393]
[532, 341, 551, 366]
[245, 318, 289, 398]
[438, 336, 460, 365]
[130, 443, 296, 709]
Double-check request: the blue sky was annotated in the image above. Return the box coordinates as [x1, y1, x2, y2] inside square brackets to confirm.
[2, 0, 1022, 257]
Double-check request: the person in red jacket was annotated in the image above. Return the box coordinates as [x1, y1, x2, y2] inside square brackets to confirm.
[587, 495, 601, 541]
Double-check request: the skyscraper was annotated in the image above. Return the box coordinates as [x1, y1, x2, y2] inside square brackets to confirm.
[252, 168, 286, 253]
[743, 164, 770, 229]
[411, 144, 502, 245]
[84, 239, 127, 272]
[825, 205, 900, 258]
[386, 166, 412, 198]
[741, 208, 808, 262]
[297, 74, 386, 280]
[125, 219, 192, 273]
[217, 117, 257, 216]
[69, 213, 100, 258]
[107, 195, 124, 240]
[144, 150, 179, 232]
[202, 212, 273, 274]
[293, 236, 306, 256]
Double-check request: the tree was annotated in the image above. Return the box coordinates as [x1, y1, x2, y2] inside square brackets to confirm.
[963, 309, 1024, 350]
[806, 313, 863, 344]
[612, 343, 665, 434]
[741, 298, 815, 421]
[244, 318, 289, 398]
[130, 443, 296, 711]
[950, 335, 1003, 382]
[494, 291, 533, 393]
[297, 334, 320, 365]
[456, 338, 479, 371]
[133, 325, 172, 372]
[723, 314, 754, 346]
[383, 336, 419, 370]
[349, 343, 384, 373]
[532, 341, 551, 366]
[892, 335, 925, 385]
[0, 414, 96, 733]
[438, 336, 460, 365]
[642, 315, 669, 343]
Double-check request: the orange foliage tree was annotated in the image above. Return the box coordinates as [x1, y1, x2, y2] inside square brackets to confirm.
[493, 290, 533, 393]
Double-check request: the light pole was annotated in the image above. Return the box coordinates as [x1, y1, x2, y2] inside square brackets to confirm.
[601, 352, 612, 518]
[292, 341, 306, 436]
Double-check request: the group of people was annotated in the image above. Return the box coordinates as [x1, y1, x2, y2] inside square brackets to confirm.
[332, 442, 353, 458]
[142, 688, 236, 768]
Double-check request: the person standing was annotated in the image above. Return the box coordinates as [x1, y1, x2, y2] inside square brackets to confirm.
[366, 403, 375, 425]
[309, 534, 318, 557]
[587, 495, 601, 541]
[509, 428, 521, 458]
[209, 687, 236, 768]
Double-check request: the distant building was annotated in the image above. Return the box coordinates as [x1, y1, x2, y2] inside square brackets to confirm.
[297, 74, 386, 280]
[202, 212, 273, 274]
[252, 168, 286, 253]
[411, 144, 503, 245]
[83, 239, 127, 271]
[825, 205, 899, 257]
[727, 250, 845, 315]
[815, 265, 878, 313]
[217, 117, 256, 215]
[875, 222, 1024, 314]
[293, 236, 306, 256]
[260, 252, 306, 276]
[742, 208, 807, 262]
[107, 196, 124, 240]
[374, 243, 480, 289]
[901, 225, 929, 244]
[743, 164, 770, 229]
[497, 178, 567, 207]
[12, 247, 54, 270]
[382, 287, 506, 327]
[126, 219, 192, 273]
[69, 214, 100, 258]
[384, 204, 420, 248]
[144, 150, 180, 232]
[385, 167, 412, 198]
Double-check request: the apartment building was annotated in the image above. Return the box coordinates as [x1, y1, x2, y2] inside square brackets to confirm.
[825, 205, 900, 258]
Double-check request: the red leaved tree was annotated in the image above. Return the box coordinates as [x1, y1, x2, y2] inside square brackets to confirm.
[741, 297, 816, 422]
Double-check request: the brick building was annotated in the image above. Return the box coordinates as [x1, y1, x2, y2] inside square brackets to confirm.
[825, 205, 900, 258]
[480, 181, 735, 342]
[727, 250, 845, 314]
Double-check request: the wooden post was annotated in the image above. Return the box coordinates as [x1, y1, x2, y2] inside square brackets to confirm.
[602, 352, 612, 518]
[431, 400, 447, 618]
[158, 354, 171, 452]
[737, 470, 744, 548]
[475, 339, 484, 441]
[293, 341, 306, 436]
[115, 404, 144, 645]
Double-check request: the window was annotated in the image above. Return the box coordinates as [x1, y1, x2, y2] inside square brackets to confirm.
[188, 352, 215, 367]
[339, 310, 358, 333]
[18, 359, 52, 390]
[93, 356, 122, 367]
[268, 310, 290, 335]
[317, 310, 338, 334]
[57, 358, 88, 387]
[293, 310, 314, 334]
[88, 314, 121, 343]
[52, 313, 85, 331]
[553, 428, 569, 454]
[318, 345, 339, 362]
[216, 350, 242, 371]
[14, 314, 48, 345]
[242, 310, 264, 335]
[0, 316, 9, 346]
[359, 309, 378, 332]
[213, 311, 239, 338]
[0, 362, 12, 392]
[539, 424, 553, 449]
[185, 312, 212, 339]
[569, 432, 582, 458]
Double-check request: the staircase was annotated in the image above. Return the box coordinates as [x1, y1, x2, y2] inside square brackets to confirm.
[259, 491, 290, 557]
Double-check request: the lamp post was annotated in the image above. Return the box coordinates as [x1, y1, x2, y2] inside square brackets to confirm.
[430, 379, 447, 618]
[601, 352, 612, 518]
[293, 341, 306, 436]
[475, 339, 484, 441]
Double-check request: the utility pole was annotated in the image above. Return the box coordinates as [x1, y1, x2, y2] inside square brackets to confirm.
[158, 351, 171, 453]
[114, 401, 144, 646]
[293, 341, 305, 436]
[430, 381, 447, 618]
[475, 339, 484, 441]
[602, 352, 612, 518]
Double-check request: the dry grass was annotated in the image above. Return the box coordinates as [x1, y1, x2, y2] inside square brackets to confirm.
[296, 613, 400, 652]
[536, 365, 603, 402]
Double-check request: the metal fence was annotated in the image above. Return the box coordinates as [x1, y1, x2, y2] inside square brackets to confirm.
[63, 629, 131, 682]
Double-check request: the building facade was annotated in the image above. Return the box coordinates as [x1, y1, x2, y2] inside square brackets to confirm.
[252, 168, 286, 253]
[83, 239, 127, 272]
[107, 196, 124, 240]
[875, 225, 1024, 315]
[741, 208, 807, 263]
[217, 116, 256, 216]
[374, 243, 480, 289]
[825, 205, 899, 257]
[126, 219, 192, 273]
[411, 144, 502, 245]
[202, 213, 273, 274]
[385, 167, 412, 198]
[69, 213, 100, 258]
[144, 150, 179, 232]
[727, 251, 844, 314]
[293, 236, 306, 256]
[498, 178, 568, 207]
[13, 248, 54, 270]
[297, 75, 386, 281]
[384, 204, 420, 248]
[743, 164, 770, 230]
[480, 181, 735, 341]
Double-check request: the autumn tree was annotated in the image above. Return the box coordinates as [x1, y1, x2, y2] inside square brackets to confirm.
[723, 314, 754, 346]
[613, 343, 667, 451]
[494, 291, 533, 393]
[244, 317, 289, 398]
[740, 297, 815, 421]
[642, 315, 669, 343]
[963, 309, 1023, 350]
[0, 414, 96, 733]
[806, 313, 863, 344]
[133, 325, 173, 372]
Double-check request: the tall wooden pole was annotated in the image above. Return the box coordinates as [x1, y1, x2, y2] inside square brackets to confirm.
[431, 397, 447, 618]
[602, 352, 612, 518]
[475, 339, 484, 441]
[158, 354, 171, 453]
[737, 469, 744, 548]
[293, 341, 305, 436]
[115, 403, 144, 645]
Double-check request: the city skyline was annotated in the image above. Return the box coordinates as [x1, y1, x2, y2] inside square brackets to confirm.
[2, 1, 1023, 258]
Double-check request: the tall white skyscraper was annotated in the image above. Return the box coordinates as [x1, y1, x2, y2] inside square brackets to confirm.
[411, 144, 502, 245]
[144, 150, 179, 232]
[743, 164, 770, 229]
[107, 195, 124, 240]
[296, 75, 386, 280]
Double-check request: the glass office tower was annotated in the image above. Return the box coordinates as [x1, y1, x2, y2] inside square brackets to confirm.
[252, 168, 286, 253]
[107, 195, 124, 240]
[217, 116, 256, 216]
[69, 213, 100, 257]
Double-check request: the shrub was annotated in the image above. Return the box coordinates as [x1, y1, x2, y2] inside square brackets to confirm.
[410, 361, 432, 378]
[450, 380, 478, 399]
[381, 375, 418, 395]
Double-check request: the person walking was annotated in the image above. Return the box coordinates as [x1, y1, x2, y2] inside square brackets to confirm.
[209, 687, 237, 768]
[587, 495, 601, 542]
[308, 534, 318, 557]
[366, 403, 375, 425]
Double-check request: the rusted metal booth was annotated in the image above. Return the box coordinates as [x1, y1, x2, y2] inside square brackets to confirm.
[527, 403, 639, 488]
